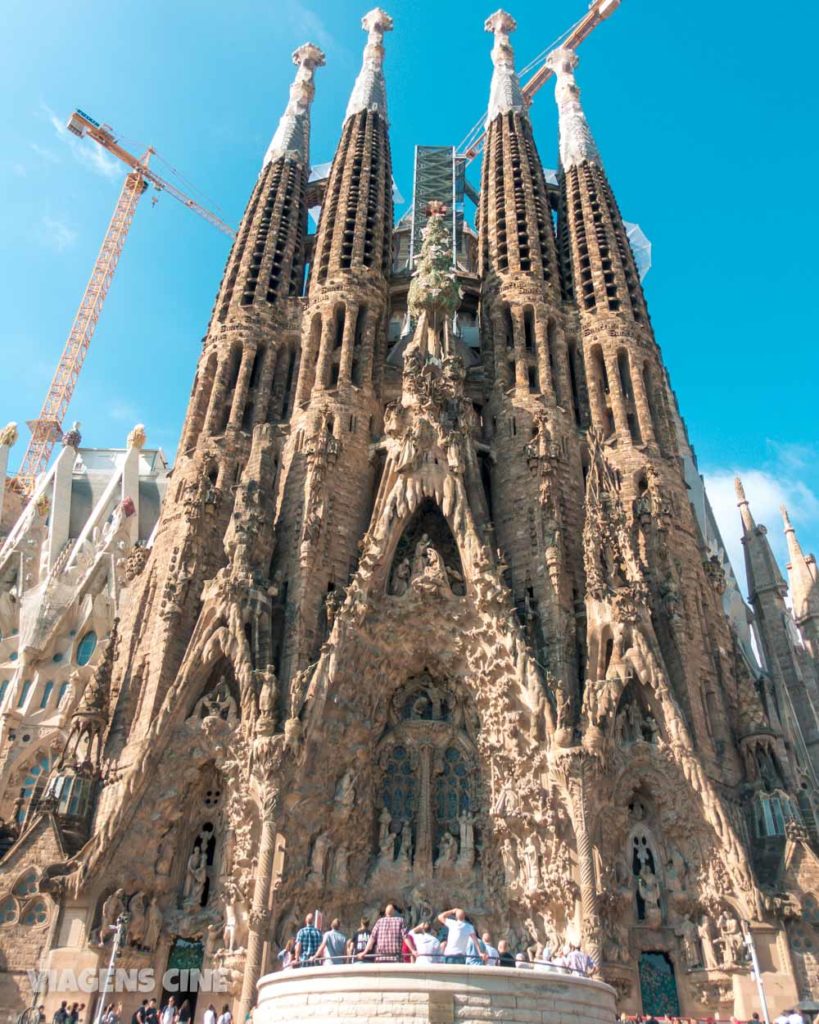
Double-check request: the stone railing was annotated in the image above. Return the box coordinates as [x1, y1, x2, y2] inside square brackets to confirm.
[256, 961, 617, 1024]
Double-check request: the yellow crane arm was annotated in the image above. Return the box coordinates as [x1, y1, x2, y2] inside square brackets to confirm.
[67, 111, 236, 238]
[12, 111, 236, 495]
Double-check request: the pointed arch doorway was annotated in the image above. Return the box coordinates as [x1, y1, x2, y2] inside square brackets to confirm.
[638, 951, 680, 1017]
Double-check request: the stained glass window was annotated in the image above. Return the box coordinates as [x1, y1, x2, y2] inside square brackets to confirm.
[13, 870, 39, 897]
[435, 746, 470, 837]
[21, 900, 48, 926]
[76, 631, 97, 666]
[383, 745, 416, 824]
[0, 897, 16, 924]
[17, 753, 53, 825]
[17, 680, 32, 708]
[39, 681, 54, 709]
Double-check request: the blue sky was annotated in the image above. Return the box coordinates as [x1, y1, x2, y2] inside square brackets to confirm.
[1, 0, 817, 593]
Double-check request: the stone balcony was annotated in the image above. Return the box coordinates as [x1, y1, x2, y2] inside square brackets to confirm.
[256, 961, 617, 1024]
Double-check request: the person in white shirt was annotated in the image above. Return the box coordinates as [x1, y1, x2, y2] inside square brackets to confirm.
[436, 906, 476, 964]
[481, 931, 500, 966]
[216, 1007, 232, 1024]
[774, 1012, 791, 1024]
[160, 999, 175, 1024]
[786, 1011, 804, 1024]
[202, 1007, 217, 1024]
[410, 921, 442, 963]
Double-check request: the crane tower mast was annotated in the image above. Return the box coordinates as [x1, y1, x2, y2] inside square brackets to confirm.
[12, 111, 234, 496]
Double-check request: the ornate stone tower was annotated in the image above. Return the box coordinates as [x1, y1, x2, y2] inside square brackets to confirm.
[0, 9, 817, 1022]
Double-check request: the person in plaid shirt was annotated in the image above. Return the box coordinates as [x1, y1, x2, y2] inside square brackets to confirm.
[357, 904, 407, 962]
[294, 912, 322, 966]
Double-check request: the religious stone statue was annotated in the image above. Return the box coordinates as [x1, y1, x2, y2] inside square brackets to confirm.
[500, 836, 519, 885]
[127, 891, 146, 948]
[331, 845, 350, 886]
[523, 835, 541, 893]
[183, 846, 207, 907]
[698, 915, 719, 970]
[309, 833, 332, 884]
[334, 770, 356, 810]
[718, 911, 744, 966]
[675, 916, 702, 969]
[155, 835, 174, 877]
[391, 558, 411, 596]
[457, 811, 476, 868]
[637, 865, 662, 927]
[98, 889, 125, 945]
[143, 896, 163, 952]
[436, 830, 458, 866]
[378, 806, 392, 846]
[400, 820, 413, 864]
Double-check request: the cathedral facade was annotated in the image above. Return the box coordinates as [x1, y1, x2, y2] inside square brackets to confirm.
[0, 8, 818, 1020]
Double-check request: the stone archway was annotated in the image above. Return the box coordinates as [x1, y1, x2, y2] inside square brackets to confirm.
[388, 500, 465, 596]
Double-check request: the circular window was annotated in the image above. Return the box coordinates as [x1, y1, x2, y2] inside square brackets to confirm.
[76, 631, 97, 666]
[9, 652, 18, 662]
[52, 652, 64, 663]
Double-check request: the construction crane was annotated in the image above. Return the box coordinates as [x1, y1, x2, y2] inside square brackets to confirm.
[13, 110, 235, 496]
[458, 0, 621, 161]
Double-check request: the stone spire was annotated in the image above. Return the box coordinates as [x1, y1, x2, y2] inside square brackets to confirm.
[263, 43, 326, 169]
[546, 47, 600, 171]
[782, 505, 819, 646]
[735, 477, 787, 599]
[345, 8, 393, 121]
[484, 10, 526, 124]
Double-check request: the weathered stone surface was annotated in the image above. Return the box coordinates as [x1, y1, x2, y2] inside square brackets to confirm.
[0, 10, 816, 1024]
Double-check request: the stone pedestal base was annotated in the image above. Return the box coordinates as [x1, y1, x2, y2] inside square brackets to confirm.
[256, 962, 617, 1024]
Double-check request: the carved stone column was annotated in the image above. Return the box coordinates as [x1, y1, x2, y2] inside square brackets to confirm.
[414, 744, 434, 874]
[238, 800, 279, 1017]
[558, 748, 603, 964]
[238, 699, 286, 1019]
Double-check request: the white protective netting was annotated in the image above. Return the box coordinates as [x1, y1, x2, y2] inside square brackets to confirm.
[624, 221, 652, 281]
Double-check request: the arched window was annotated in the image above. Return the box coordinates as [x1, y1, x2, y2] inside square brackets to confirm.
[753, 792, 796, 837]
[383, 746, 417, 825]
[376, 677, 478, 874]
[16, 752, 54, 826]
[76, 631, 97, 666]
[40, 681, 54, 709]
[434, 746, 471, 845]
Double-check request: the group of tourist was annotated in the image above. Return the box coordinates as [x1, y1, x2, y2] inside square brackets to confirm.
[278, 903, 596, 975]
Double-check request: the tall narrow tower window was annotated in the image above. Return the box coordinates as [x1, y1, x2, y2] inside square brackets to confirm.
[523, 308, 535, 352]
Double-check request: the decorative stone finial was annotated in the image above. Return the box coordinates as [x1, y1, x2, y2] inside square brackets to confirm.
[546, 47, 601, 170]
[127, 423, 147, 450]
[484, 10, 526, 124]
[781, 505, 794, 531]
[0, 422, 18, 448]
[62, 421, 82, 449]
[734, 476, 747, 504]
[345, 8, 393, 121]
[262, 42, 326, 169]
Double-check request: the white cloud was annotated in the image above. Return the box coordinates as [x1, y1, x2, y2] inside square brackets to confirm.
[41, 103, 121, 181]
[704, 446, 819, 599]
[285, 2, 338, 55]
[38, 215, 78, 252]
[30, 142, 60, 165]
